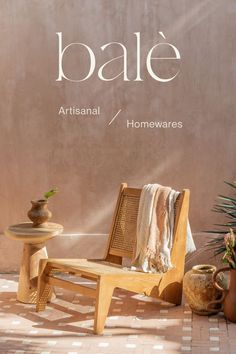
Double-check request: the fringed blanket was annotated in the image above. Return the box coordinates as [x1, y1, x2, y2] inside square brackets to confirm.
[132, 184, 196, 273]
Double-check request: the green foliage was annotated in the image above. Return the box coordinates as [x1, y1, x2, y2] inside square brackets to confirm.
[44, 188, 59, 200]
[206, 181, 236, 256]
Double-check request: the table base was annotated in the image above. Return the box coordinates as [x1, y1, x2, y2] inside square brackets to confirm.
[17, 243, 55, 304]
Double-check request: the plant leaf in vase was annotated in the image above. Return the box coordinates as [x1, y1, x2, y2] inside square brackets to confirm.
[44, 188, 59, 200]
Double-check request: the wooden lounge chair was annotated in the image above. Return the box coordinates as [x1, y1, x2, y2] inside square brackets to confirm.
[36, 183, 190, 334]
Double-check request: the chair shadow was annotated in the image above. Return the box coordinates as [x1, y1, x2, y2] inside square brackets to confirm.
[0, 288, 183, 337]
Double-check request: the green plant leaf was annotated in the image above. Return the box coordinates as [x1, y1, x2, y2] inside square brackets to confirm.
[216, 204, 236, 209]
[44, 188, 59, 199]
[204, 181, 236, 262]
[214, 223, 236, 227]
[224, 181, 236, 189]
[218, 195, 236, 203]
[205, 230, 228, 234]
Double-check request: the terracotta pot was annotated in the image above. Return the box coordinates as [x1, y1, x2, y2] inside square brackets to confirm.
[183, 264, 224, 315]
[27, 200, 52, 227]
[210, 267, 236, 323]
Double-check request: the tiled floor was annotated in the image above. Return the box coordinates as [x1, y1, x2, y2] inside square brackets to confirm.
[0, 274, 235, 354]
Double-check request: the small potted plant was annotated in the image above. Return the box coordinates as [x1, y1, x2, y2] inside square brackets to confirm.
[28, 188, 58, 227]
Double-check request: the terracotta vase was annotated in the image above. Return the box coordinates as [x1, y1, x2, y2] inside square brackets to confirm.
[211, 267, 236, 323]
[183, 264, 225, 315]
[27, 200, 52, 227]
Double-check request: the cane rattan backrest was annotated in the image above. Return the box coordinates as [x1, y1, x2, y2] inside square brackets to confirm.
[107, 185, 183, 260]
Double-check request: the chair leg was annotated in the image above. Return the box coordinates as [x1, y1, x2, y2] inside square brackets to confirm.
[161, 281, 183, 306]
[173, 284, 183, 306]
[94, 277, 114, 334]
[36, 260, 53, 312]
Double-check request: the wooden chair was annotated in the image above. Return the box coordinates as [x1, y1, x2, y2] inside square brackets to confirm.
[36, 183, 190, 334]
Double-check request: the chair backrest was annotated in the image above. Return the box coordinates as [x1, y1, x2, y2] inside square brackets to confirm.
[105, 183, 189, 263]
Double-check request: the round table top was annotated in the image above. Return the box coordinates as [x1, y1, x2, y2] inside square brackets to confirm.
[4, 222, 63, 244]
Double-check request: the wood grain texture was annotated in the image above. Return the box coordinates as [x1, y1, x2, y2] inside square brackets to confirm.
[4, 223, 63, 303]
[36, 184, 190, 333]
[5, 222, 63, 243]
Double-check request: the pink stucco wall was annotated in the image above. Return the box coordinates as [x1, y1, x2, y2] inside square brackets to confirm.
[0, 0, 235, 241]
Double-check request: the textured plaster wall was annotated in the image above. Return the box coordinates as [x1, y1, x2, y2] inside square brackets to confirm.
[0, 0, 236, 248]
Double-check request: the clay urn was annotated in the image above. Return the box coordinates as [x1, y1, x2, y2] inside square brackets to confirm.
[211, 267, 236, 323]
[183, 264, 225, 315]
[28, 199, 52, 227]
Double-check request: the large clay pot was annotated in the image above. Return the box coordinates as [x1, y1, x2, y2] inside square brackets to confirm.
[27, 200, 52, 227]
[211, 268, 236, 323]
[183, 264, 224, 315]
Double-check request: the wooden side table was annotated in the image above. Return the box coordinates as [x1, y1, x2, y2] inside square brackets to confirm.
[4, 222, 63, 304]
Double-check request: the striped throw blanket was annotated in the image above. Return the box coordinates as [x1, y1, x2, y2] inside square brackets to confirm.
[132, 184, 196, 273]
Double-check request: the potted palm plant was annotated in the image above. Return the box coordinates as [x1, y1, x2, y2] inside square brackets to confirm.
[206, 181, 236, 322]
[206, 181, 236, 256]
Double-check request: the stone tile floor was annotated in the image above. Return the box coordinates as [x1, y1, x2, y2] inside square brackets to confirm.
[0, 274, 235, 354]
